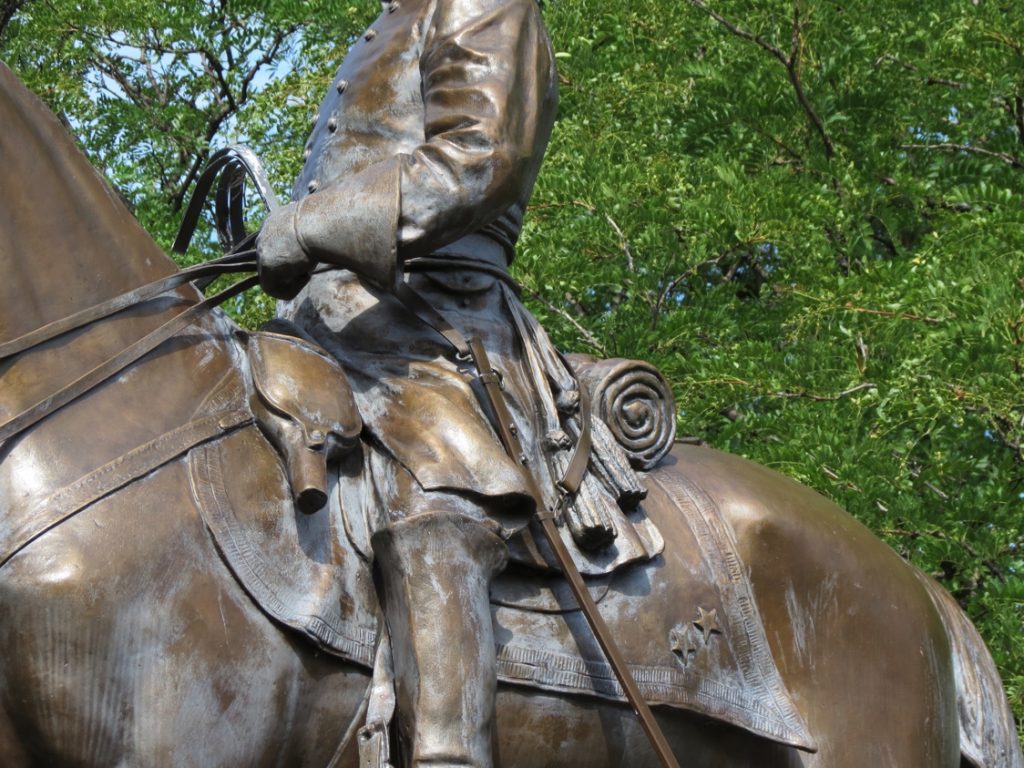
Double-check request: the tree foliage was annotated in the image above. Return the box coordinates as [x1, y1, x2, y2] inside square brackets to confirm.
[524, 0, 1024, 736]
[3, 0, 1023, 739]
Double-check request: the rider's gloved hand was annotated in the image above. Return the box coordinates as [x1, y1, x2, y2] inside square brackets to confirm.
[257, 202, 316, 300]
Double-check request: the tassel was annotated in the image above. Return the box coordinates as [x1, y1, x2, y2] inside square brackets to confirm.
[548, 448, 618, 551]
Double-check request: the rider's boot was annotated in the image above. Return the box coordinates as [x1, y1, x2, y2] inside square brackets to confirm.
[371, 511, 508, 768]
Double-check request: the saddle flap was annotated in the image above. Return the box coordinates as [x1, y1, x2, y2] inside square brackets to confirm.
[249, 329, 362, 448]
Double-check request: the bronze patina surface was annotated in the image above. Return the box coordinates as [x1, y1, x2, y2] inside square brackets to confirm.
[0, 3, 1022, 763]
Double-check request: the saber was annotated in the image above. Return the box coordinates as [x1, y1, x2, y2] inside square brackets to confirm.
[467, 335, 682, 768]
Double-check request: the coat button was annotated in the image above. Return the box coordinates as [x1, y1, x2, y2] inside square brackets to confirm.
[336, 78, 349, 94]
[387, 1, 400, 11]
[327, 117, 338, 132]
[364, 29, 377, 41]
[308, 179, 320, 194]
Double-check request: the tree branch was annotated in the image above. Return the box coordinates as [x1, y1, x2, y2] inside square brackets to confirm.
[689, 0, 834, 159]
[882, 526, 1006, 591]
[841, 302, 946, 325]
[0, 0, 27, 40]
[874, 53, 963, 89]
[786, 1, 834, 159]
[688, 0, 788, 66]
[771, 382, 877, 401]
[900, 142, 1024, 169]
[525, 287, 609, 358]
[568, 199, 635, 273]
[169, 27, 294, 212]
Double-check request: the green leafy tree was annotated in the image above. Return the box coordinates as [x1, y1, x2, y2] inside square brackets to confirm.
[3, 0, 1023, 740]
[523, 0, 1024, 737]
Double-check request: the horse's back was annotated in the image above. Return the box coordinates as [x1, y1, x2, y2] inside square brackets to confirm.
[653, 444, 962, 766]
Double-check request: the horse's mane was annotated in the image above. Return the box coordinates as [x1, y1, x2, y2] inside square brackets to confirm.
[0, 63, 237, 494]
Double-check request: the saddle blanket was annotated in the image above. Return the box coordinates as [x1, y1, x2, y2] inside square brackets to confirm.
[189, 425, 813, 751]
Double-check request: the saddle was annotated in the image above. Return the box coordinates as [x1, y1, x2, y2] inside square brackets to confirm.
[188, 330, 815, 752]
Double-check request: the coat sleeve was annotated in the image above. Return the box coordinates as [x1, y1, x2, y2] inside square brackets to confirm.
[290, 0, 556, 290]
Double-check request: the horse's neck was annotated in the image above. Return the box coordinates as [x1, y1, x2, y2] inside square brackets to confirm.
[0, 63, 178, 341]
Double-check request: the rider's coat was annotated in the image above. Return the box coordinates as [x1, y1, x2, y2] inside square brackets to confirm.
[284, 0, 557, 512]
[283, 0, 661, 568]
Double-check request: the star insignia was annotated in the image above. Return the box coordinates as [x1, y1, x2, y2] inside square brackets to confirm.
[694, 606, 721, 644]
[669, 623, 700, 667]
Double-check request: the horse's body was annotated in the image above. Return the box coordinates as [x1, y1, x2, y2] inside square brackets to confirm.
[0, 63, 1019, 767]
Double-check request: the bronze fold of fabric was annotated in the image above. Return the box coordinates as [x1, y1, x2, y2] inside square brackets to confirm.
[500, 283, 651, 552]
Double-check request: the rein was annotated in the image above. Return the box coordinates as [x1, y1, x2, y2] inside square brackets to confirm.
[0, 253, 259, 445]
[0, 146, 273, 446]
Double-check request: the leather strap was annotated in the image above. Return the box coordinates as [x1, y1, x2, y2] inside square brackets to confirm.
[0, 248, 256, 361]
[172, 145, 279, 257]
[0, 408, 251, 569]
[466, 335, 681, 768]
[0, 274, 258, 444]
[557, 380, 592, 497]
[394, 281, 472, 358]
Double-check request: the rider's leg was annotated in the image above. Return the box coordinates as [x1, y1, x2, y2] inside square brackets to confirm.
[372, 509, 507, 768]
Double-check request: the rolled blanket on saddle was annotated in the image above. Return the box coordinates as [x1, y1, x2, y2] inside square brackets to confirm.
[567, 355, 677, 471]
[505, 293, 675, 556]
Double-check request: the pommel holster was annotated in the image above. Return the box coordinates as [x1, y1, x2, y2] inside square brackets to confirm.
[248, 321, 362, 512]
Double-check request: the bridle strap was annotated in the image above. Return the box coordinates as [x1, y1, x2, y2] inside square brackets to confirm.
[0, 245, 256, 361]
[0, 272, 257, 445]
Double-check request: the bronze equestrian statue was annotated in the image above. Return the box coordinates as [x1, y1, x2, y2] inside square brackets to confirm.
[0, 0, 1021, 763]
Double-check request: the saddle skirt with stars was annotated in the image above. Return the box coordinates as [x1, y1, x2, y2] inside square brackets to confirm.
[484, 458, 813, 750]
[190, 427, 813, 751]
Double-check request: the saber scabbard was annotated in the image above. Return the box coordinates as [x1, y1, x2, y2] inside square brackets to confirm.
[467, 336, 681, 768]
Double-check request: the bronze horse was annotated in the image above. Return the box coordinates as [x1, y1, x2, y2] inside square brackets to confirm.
[0, 64, 1020, 768]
